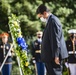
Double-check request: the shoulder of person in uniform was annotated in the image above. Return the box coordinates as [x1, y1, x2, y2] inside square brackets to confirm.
[0, 43, 4, 49]
[5, 43, 11, 50]
[66, 39, 72, 43]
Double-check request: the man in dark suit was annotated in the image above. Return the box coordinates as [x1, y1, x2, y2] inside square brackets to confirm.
[36, 4, 68, 75]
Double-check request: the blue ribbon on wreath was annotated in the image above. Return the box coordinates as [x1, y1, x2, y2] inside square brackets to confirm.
[17, 37, 28, 51]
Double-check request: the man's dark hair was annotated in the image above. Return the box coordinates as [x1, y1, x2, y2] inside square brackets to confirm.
[36, 4, 50, 14]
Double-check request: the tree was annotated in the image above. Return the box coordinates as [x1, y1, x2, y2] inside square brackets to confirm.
[0, 0, 76, 38]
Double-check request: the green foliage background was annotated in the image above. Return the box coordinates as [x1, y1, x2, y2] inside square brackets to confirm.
[0, 0, 76, 38]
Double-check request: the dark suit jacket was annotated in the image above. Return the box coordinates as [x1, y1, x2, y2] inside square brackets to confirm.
[41, 14, 68, 63]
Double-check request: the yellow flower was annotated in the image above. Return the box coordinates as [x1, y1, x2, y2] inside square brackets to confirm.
[18, 32, 22, 37]
[14, 21, 18, 26]
[25, 62, 29, 66]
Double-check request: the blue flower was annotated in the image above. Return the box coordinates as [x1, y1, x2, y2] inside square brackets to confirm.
[17, 37, 28, 50]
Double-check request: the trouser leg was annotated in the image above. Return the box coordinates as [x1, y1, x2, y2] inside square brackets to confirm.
[40, 62, 45, 75]
[36, 62, 41, 75]
[45, 63, 56, 75]
[2, 64, 12, 75]
[36, 62, 45, 75]
[69, 63, 76, 75]
[45, 61, 62, 75]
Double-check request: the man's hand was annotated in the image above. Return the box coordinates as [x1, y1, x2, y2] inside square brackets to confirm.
[55, 57, 60, 65]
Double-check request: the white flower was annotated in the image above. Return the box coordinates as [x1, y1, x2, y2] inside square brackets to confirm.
[17, 29, 21, 32]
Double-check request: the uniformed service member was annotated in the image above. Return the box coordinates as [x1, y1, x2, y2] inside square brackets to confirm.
[0, 32, 12, 75]
[66, 29, 76, 75]
[31, 31, 45, 75]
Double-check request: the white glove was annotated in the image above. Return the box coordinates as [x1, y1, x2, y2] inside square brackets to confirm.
[65, 62, 69, 68]
[32, 60, 36, 64]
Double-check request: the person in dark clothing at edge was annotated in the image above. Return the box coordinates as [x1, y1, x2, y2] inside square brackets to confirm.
[36, 4, 68, 75]
[0, 33, 12, 75]
[65, 29, 76, 75]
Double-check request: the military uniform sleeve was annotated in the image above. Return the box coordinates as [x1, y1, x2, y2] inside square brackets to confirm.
[31, 42, 35, 59]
